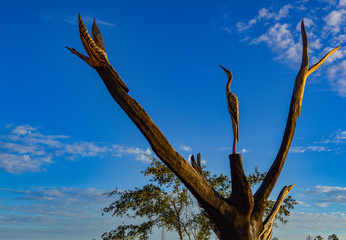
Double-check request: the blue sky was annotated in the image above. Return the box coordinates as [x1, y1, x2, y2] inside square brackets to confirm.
[0, 0, 345, 239]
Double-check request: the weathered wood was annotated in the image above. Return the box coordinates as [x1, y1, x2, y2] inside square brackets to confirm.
[95, 66, 228, 211]
[67, 16, 340, 240]
[259, 185, 294, 240]
[228, 154, 253, 215]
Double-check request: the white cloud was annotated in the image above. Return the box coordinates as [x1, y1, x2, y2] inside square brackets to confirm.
[112, 145, 152, 162]
[11, 125, 36, 135]
[250, 22, 303, 65]
[65, 142, 109, 159]
[290, 146, 306, 153]
[180, 145, 192, 152]
[323, 9, 346, 34]
[319, 129, 346, 144]
[328, 60, 346, 97]
[306, 146, 326, 152]
[236, 19, 258, 32]
[0, 153, 52, 174]
[0, 124, 152, 173]
[220, 27, 232, 33]
[275, 211, 346, 240]
[302, 185, 346, 206]
[275, 4, 293, 20]
[241, 148, 248, 153]
[296, 4, 307, 11]
[235, 5, 293, 32]
[230, 2, 345, 97]
[334, 130, 346, 141]
[290, 146, 328, 153]
[0, 186, 117, 240]
[290, 130, 346, 154]
[258, 8, 274, 20]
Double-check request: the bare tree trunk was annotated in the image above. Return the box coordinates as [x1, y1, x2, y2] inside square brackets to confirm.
[67, 16, 340, 240]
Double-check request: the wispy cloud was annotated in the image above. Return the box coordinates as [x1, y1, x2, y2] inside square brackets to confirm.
[290, 129, 346, 154]
[215, 146, 248, 153]
[180, 145, 192, 152]
[250, 22, 302, 65]
[275, 211, 346, 240]
[319, 129, 346, 144]
[0, 186, 117, 240]
[38, 14, 116, 27]
[235, 4, 293, 32]
[289, 146, 307, 153]
[0, 124, 152, 174]
[290, 146, 328, 153]
[215, 146, 232, 151]
[62, 15, 116, 27]
[328, 59, 346, 96]
[223, 1, 346, 96]
[301, 185, 346, 207]
[112, 145, 152, 162]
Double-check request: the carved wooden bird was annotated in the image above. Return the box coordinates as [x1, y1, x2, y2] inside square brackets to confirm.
[220, 65, 239, 154]
[66, 14, 129, 93]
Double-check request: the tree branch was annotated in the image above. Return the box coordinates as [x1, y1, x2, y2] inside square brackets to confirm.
[259, 185, 294, 240]
[228, 154, 253, 215]
[252, 19, 339, 222]
[67, 15, 232, 218]
[94, 66, 229, 213]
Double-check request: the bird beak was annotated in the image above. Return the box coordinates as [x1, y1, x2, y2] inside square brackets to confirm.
[219, 65, 233, 80]
[219, 65, 227, 72]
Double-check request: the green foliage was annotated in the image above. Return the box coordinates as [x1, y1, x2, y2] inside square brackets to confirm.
[328, 234, 339, 240]
[102, 157, 297, 239]
[309, 234, 338, 240]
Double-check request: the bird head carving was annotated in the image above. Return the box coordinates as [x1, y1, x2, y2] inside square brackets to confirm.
[219, 65, 233, 83]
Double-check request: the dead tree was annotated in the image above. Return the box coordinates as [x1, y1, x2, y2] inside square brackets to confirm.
[67, 15, 340, 240]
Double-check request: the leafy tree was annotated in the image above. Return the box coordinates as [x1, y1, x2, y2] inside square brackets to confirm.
[328, 234, 339, 240]
[315, 235, 323, 240]
[102, 157, 297, 239]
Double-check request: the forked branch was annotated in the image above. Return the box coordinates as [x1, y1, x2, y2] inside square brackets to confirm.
[252, 19, 340, 222]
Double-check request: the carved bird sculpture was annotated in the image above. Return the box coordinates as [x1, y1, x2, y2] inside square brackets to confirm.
[66, 14, 129, 93]
[220, 65, 239, 154]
